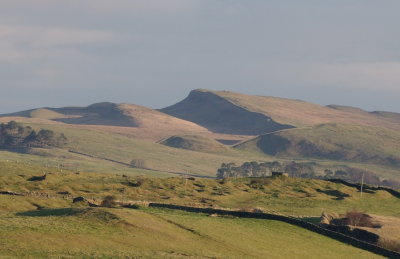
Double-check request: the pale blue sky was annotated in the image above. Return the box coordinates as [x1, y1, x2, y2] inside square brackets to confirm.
[1, 0, 400, 113]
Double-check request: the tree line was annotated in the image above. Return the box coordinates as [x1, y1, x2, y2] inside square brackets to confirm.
[216, 161, 316, 179]
[0, 121, 68, 149]
[216, 160, 400, 189]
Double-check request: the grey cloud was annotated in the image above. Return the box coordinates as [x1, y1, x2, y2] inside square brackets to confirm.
[1, 1, 400, 113]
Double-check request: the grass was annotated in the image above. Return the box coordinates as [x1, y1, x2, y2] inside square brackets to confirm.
[236, 123, 400, 180]
[0, 202, 385, 258]
[1, 161, 400, 218]
[211, 89, 400, 131]
[0, 121, 268, 176]
[0, 161, 397, 258]
[1, 116, 400, 182]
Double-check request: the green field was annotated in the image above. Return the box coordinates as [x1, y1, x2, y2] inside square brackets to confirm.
[2, 161, 400, 217]
[0, 121, 395, 186]
[0, 202, 384, 258]
[7, 122, 269, 176]
[1, 161, 399, 258]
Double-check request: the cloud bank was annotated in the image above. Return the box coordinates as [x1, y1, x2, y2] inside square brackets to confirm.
[1, 1, 400, 113]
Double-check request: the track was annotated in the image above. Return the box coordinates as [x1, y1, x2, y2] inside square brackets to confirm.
[67, 149, 215, 179]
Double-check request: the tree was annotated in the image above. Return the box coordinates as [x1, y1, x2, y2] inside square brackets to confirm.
[130, 159, 145, 168]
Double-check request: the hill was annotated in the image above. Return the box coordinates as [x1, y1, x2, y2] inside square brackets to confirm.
[0, 121, 268, 176]
[161, 89, 400, 134]
[210, 90, 400, 130]
[2, 102, 137, 126]
[2, 89, 400, 181]
[160, 89, 293, 135]
[160, 134, 229, 153]
[0, 103, 216, 141]
[235, 123, 400, 168]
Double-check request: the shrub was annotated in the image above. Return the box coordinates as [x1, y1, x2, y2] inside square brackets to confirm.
[101, 195, 117, 208]
[219, 178, 229, 185]
[343, 210, 377, 228]
[126, 178, 145, 187]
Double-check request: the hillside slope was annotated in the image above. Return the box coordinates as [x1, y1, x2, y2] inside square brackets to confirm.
[236, 123, 400, 167]
[163, 89, 400, 132]
[160, 134, 229, 153]
[0, 103, 215, 141]
[160, 89, 293, 135]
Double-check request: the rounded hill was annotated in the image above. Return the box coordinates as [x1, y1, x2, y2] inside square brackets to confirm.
[160, 134, 229, 153]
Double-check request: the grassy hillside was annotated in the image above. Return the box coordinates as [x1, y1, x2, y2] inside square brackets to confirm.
[2, 90, 400, 181]
[0, 103, 215, 141]
[0, 121, 270, 176]
[236, 123, 400, 169]
[0, 205, 383, 258]
[0, 119, 399, 182]
[209, 89, 400, 131]
[160, 89, 293, 135]
[2, 161, 400, 217]
[0, 161, 392, 258]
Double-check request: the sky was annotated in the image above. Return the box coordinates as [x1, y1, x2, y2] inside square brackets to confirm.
[1, 0, 400, 113]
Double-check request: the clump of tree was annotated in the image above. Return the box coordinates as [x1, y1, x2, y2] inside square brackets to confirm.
[0, 121, 67, 150]
[216, 161, 316, 179]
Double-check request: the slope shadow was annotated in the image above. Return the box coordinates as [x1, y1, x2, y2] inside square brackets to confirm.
[315, 189, 351, 200]
[16, 208, 84, 217]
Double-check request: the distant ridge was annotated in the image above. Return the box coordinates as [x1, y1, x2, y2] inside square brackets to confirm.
[163, 89, 400, 131]
[235, 123, 400, 167]
[160, 89, 294, 135]
[1, 102, 137, 127]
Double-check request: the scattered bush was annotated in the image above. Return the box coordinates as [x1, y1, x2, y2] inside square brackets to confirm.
[125, 178, 145, 187]
[101, 195, 117, 208]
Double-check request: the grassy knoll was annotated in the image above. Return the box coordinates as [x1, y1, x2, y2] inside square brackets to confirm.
[160, 134, 229, 153]
[1, 161, 400, 218]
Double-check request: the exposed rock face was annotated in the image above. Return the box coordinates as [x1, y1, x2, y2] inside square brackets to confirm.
[160, 90, 293, 135]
